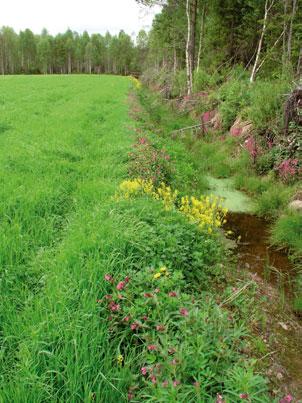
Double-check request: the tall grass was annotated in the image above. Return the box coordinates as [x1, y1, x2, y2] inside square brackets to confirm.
[0, 75, 136, 401]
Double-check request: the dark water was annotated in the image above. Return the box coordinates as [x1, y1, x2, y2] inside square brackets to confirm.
[227, 212, 296, 294]
[227, 212, 302, 398]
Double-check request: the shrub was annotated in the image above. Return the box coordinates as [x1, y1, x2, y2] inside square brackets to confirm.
[217, 79, 250, 129]
[193, 69, 221, 92]
[255, 186, 291, 218]
[242, 80, 290, 130]
[271, 211, 302, 254]
[277, 158, 300, 183]
[98, 265, 268, 402]
[128, 137, 173, 186]
[171, 69, 187, 98]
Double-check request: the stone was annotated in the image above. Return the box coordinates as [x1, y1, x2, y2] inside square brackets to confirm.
[289, 200, 302, 212]
[230, 117, 253, 137]
[201, 110, 222, 131]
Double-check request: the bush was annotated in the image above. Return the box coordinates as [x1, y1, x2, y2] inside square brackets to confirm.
[171, 69, 187, 98]
[242, 80, 290, 130]
[98, 262, 268, 403]
[255, 186, 291, 218]
[271, 211, 302, 254]
[255, 151, 276, 175]
[193, 69, 221, 92]
[128, 137, 173, 186]
[217, 79, 250, 129]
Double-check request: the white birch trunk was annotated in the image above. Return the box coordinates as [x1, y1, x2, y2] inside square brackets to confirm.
[250, 0, 273, 83]
[287, 0, 297, 62]
[186, 0, 193, 95]
[197, 4, 206, 72]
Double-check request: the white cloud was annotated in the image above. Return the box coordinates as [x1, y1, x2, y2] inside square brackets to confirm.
[0, 0, 161, 36]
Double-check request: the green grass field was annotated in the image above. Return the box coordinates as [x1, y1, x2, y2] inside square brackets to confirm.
[0, 76, 274, 402]
[0, 75, 136, 401]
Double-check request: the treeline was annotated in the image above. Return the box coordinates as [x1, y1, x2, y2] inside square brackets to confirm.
[137, 0, 302, 94]
[0, 27, 148, 75]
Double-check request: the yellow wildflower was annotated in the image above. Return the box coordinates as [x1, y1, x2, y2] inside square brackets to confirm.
[117, 355, 124, 366]
[153, 273, 161, 279]
[160, 266, 167, 273]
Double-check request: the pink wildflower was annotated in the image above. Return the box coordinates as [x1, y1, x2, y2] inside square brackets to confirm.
[130, 322, 139, 331]
[279, 395, 294, 403]
[144, 292, 153, 298]
[156, 325, 165, 332]
[141, 367, 147, 376]
[142, 315, 148, 321]
[109, 302, 120, 312]
[147, 344, 157, 351]
[117, 281, 126, 291]
[173, 380, 180, 387]
[104, 274, 113, 282]
[168, 291, 177, 297]
[244, 136, 258, 161]
[150, 375, 157, 384]
[123, 316, 130, 322]
[125, 276, 130, 283]
[179, 308, 189, 317]
[128, 392, 134, 401]
[239, 394, 249, 399]
[277, 159, 299, 181]
[216, 394, 225, 403]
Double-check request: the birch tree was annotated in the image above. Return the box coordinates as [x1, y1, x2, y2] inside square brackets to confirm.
[250, 0, 275, 83]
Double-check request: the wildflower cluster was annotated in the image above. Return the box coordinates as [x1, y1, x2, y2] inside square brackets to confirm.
[119, 179, 227, 234]
[180, 195, 227, 235]
[118, 178, 152, 199]
[130, 76, 142, 90]
[119, 179, 178, 211]
[277, 158, 300, 182]
[98, 267, 267, 401]
[128, 137, 172, 186]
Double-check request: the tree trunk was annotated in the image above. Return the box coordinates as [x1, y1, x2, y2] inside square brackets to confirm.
[287, 0, 297, 62]
[68, 53, 72, 74]
[297, 47, 302, 76]
[173, 44, 177, 74]
[197, 3, 206, 72]
[186, 0, 193, 95]
[283, 0, 289, 68]
[250, 0, 273, 83]
[191, 0, 198, 71]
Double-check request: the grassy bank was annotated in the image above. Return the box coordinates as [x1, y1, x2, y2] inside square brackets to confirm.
[136, 86, 301, 260]
[0, 75, 294, 401]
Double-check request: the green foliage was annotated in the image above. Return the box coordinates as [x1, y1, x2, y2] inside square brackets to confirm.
[99, 253, 268, 402]
[171, 69, 187, 97]
[271, 212, 302, 255]
[193, 68, 221, 92]
[255, 151, 277, 175]
[255, 186, 292, 218]
[128, 137, 173, 186]
[242, 80, 290, 130]
[217, 79, 250, 129]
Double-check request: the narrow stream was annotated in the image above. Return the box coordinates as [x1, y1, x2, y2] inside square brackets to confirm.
[227, 212, 295, 295]
[227, 212, 302, 398]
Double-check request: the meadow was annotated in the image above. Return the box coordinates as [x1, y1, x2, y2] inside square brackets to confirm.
[0, 75, 293, 402]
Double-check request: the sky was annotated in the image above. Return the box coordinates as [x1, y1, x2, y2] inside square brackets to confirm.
[0, 0, 162, 37]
